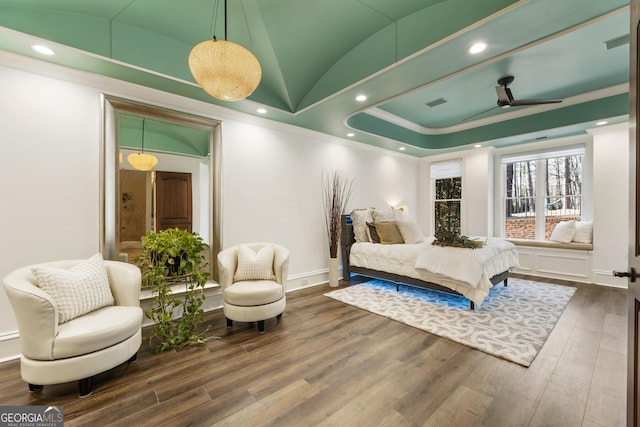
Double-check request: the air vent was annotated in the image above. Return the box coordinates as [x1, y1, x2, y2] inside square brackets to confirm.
[604, 34, 630, 50]
[425, 98, 447, 108]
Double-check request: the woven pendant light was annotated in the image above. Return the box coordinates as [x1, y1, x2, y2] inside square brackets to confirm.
[189, 38, 261, 101]
[127, 152, 158, 171]
[127, 118, 158, 171]
[188, 0, 261, 101]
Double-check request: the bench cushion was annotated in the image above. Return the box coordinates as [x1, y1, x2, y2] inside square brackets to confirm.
[507, 239, 592, 251]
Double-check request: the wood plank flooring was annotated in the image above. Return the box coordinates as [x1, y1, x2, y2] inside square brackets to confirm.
[0, 274, 627, 426]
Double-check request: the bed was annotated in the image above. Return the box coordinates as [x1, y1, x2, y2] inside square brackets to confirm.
[340, 214, 520, 309]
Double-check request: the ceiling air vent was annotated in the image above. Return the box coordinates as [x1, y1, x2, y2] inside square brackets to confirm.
[425, 97, 447, 108]
[604, 34, 630, 50]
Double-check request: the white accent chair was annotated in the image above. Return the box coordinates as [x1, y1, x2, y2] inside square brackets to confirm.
[3, 259, 143, 397]
[217, 243, 289, 333]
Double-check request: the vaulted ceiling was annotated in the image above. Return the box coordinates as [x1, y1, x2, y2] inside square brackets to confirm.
[0, 0, 630, 156]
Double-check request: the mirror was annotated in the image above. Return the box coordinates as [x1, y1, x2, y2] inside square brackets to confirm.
[101, 95, 222, 280]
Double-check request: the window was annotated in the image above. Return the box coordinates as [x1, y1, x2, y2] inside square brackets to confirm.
[431, 159, 462, 235]
[503, 147, 583, 240]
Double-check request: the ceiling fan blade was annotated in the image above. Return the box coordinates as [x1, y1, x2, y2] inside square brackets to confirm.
[461, 105, 498, 122]
[510, 98, 563, 106]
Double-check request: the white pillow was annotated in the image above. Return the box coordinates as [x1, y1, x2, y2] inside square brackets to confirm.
[234, 244, 276, 281]
[371, 207, 400, 222]
[350, 208, 372, 243]
[32, 253, 114, 324]
[395, 219, 425, 244]
[549, 220, 577, 243]
[573, 221, 593, 244]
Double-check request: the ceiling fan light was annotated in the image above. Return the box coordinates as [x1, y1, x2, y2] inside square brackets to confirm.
[188, 39, 262, 101]
[127, 152, 158, 171]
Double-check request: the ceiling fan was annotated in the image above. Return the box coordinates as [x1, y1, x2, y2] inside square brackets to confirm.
[462, 75, 564, 121]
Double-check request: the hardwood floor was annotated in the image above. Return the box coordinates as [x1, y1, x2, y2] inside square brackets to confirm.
[0, 274, 627, 426]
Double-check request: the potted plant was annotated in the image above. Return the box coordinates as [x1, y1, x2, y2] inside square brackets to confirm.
[135, 228, 210, 352]
[322, 170, 355, 287]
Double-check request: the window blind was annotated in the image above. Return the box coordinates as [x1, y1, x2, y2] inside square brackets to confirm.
[430, 158, 462, 179]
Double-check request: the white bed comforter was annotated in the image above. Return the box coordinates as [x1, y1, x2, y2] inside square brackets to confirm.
[414, 237, 520, 289]
[349, 237, 519, 307]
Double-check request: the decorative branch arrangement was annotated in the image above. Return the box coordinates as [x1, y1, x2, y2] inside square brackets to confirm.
[432, 228, 483, 249]
[322, 170, 355, 258]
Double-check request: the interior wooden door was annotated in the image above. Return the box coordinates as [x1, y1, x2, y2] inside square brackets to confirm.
[155, 171, 193, 232]
[629, 2, 640, 425]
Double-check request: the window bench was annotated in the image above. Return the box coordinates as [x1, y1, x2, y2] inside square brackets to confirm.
[506, 238, 593, 283]
[507, 239, 593, 251]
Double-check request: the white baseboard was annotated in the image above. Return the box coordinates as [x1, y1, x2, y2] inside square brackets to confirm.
[592, 269, 628, 288]
[0, 331, 21, 363]
[287, 268, 332, 291]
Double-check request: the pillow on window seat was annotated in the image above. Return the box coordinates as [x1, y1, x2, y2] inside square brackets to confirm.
[572, 221, 593, 244]
[549, 220, 576, 243]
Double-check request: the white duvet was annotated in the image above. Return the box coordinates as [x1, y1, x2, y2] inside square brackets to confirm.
[414, 237, 520, 288]
[349, 237, 520, 307]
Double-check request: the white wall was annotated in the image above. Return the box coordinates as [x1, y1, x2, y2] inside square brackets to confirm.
[589, 123, 629, 286]
[0, 51, 419, 361]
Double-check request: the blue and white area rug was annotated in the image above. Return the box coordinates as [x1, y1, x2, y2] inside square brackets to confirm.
[325, 278, 576, 367]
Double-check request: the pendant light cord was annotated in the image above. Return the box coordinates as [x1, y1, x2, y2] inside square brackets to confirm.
[141, 118, 146, 153]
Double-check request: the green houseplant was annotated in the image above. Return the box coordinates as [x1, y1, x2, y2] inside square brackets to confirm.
[135, 228, 210, 352]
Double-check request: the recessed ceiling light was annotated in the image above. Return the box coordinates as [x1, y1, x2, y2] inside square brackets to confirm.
[31, 44, 55, 56]
[355, 94, 367, 102]
[474, 144, 482, 148]
[256, 108, 267, 114]
[347, 132, 355, 137]
[399, 147, 406, 151]
[596, 120, 608, 126]
[468, 42, 487, 54]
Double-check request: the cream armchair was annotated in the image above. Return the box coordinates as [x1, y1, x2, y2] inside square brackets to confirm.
[217, 243, 289, 333]
[3, 258, 143, 397]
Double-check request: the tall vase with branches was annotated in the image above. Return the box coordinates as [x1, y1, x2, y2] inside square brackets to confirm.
[322, 170, 355, 287]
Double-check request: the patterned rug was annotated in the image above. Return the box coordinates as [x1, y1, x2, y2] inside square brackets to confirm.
[325, 278, 576, 367]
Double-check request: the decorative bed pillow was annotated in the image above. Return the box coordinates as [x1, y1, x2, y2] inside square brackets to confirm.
[234, 244, 276, 281]
[371, 207, 399, 223]
[366, 222, 381, 243]
[374, 221, 404, 244]
[573, 220, 593, 244]
[549, 220, 576, 243]
[395, 219, 425, 244]
[32, 253, 114, 324]
[350, 208, 373, 242]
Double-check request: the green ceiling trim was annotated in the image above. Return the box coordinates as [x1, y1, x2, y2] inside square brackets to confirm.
[298, 0, 519, 111]
[348, 93, 629, 149]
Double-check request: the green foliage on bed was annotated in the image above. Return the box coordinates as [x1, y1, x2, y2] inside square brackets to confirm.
[432, 228, 483, 249]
